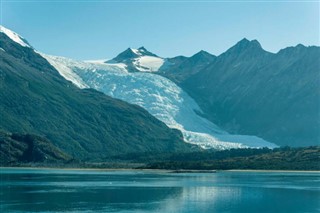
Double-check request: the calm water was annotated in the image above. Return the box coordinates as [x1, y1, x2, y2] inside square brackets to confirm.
[0, 168, 319, 213]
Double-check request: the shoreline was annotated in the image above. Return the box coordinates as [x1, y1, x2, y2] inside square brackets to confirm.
[225, 169, 320, 173]
[1, 167, 319, 173]
[0, 166, 175, 173]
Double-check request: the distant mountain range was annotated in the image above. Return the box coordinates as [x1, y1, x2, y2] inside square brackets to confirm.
[42, 47, 276, 150]
[162, 38, 320, 147]
[0, 26, 318, 164]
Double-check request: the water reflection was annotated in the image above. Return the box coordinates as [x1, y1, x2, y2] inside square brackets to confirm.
[1, 170, 182, 212]
[0, 169, 319, 213]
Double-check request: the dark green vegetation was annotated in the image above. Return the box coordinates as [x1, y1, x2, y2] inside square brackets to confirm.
[0, 32, 192, 162]
[140, 146, 320, 170]
[161, 39, 320, 147]
[0, 130, 71, 164]
[2, 129, 318, 170]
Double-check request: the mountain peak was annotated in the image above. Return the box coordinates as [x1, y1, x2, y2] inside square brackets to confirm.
[111, 47, 158, 63]
[277, 43, 312, 56]
[133, 47, 158, 57]
[235, 38, 262, 50]
[190, 50, 216, 63]
[295, 43, 306, 49]
[193, 50, 215, 58]
[110, 48, 139, 62]
[0, 25, 31, 48]
[239, 37, 250, 43]
[223, 38, 267, 57]
[138, 46, 147, 51]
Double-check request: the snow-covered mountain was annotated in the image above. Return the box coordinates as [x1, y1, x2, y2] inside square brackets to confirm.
[0, 25, 192, 159]
[0, 25, 277, 149]
[42, 49, 277, 150]
[108, 47, 166, 72]
[0, 26, 31, 48]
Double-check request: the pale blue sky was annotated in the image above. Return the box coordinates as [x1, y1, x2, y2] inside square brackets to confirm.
[1, 1, 319, 60]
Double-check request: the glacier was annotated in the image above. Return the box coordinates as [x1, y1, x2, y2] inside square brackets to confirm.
[42, 53, 278, 150]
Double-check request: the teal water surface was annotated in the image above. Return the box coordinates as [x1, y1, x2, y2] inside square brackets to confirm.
[0, 168, 319, 213]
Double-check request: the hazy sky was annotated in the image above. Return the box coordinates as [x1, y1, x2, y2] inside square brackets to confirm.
[1, 1, 319, 60]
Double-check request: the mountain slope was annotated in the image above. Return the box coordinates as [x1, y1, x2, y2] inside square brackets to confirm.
[0, 26, 191, 160]
[168, 39, 320, 147]
[42, 51, 277, 149]
[159, 50, 216, 83]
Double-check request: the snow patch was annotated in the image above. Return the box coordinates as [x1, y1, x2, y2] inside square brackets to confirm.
[133, 56, 165, 72]
[85, 59, 128, 70]
[131, 48, 142, 56]
[84, 59, 109, 64]
[0, 26, 30, 47]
